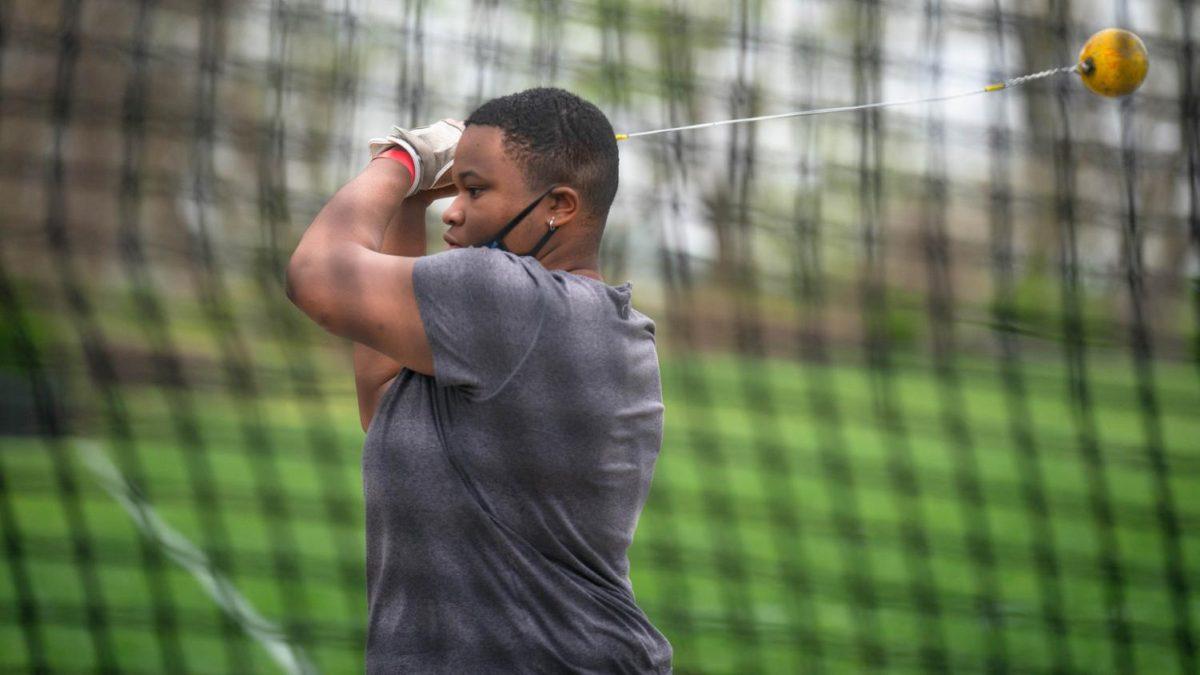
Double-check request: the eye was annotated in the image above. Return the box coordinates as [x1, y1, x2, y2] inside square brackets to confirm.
[466, 186, 484, 198]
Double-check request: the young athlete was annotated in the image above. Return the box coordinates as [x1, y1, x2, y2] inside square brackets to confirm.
[286, 87, 672, 673]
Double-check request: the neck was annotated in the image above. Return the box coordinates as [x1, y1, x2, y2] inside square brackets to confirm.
[536, 243, 603, 282]
[569, 267, 604, 281]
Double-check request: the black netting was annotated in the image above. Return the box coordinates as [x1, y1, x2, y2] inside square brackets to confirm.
[1, 0, 1196, 672]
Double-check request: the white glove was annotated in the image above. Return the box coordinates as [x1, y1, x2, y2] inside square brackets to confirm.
[369, 118, 464, 198]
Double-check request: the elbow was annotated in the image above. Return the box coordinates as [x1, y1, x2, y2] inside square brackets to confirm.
[285, 253, 314, 310]
[286, 244, 362, 336]
[285, 252, 336, 330]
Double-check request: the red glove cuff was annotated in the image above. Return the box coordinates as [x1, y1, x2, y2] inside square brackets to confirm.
[376, 146, 415, 183]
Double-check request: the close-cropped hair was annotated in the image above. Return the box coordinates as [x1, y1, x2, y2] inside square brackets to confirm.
[466, 87, 619, 221]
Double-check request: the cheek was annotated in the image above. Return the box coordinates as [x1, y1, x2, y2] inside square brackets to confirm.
[464, 200, 494, 226]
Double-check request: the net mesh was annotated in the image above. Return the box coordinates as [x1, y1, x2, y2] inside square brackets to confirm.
[1, 0, 1197, 672]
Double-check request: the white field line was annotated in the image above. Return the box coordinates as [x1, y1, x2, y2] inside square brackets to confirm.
[75, 439, 318, 675]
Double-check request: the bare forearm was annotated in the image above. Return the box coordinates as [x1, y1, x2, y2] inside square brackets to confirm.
[380, 198, 430, 256]
[354, 201, 429, 363]
[286, 158, 419, 431]
[287, 159, 412, 289]
[354, 195, 433, 429]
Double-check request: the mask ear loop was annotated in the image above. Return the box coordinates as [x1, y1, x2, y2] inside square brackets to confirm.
[524, 212, 559, 259]
[487, 185, 559, 252]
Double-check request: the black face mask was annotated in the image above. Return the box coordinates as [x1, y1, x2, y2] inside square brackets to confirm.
[476, 185, 559, 258]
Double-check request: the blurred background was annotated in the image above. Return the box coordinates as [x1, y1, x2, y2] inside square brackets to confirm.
[1, 0, 1197, 672]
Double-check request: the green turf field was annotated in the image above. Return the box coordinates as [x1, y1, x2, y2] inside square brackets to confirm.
[2, 351, 1198, 673]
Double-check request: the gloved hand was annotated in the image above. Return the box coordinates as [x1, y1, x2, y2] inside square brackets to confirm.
[369, 118, 465, 198]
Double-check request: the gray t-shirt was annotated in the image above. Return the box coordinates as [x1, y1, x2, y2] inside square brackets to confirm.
[362, 246, 672, 673]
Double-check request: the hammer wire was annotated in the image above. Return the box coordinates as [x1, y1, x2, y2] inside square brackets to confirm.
[614, 64, 1079, 141]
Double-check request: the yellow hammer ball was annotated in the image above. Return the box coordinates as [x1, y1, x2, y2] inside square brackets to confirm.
[1077, 28, 1148, 97]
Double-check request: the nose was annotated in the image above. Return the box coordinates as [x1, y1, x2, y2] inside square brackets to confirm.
[442, 194, 464, 227]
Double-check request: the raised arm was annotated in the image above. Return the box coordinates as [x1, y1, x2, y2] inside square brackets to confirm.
[352, 189, 453, 432]
[286, 160, 431, 376]
[287, 119, 463, 432]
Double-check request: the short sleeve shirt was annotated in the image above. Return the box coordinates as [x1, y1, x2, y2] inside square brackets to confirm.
[361, 247, 672, 673]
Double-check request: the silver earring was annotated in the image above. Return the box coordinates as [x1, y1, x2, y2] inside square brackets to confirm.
[548, 215, 557, 229]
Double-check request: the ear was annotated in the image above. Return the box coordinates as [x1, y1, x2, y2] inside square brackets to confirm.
[547, 186, 582, 228]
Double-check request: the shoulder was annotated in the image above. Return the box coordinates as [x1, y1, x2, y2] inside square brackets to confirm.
[414, 248, 551, 296]
[416, 247, 544, 281]
[412, 249, 557, 323]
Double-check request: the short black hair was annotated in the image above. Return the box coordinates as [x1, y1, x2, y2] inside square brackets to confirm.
[466, 87, 619, 222]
